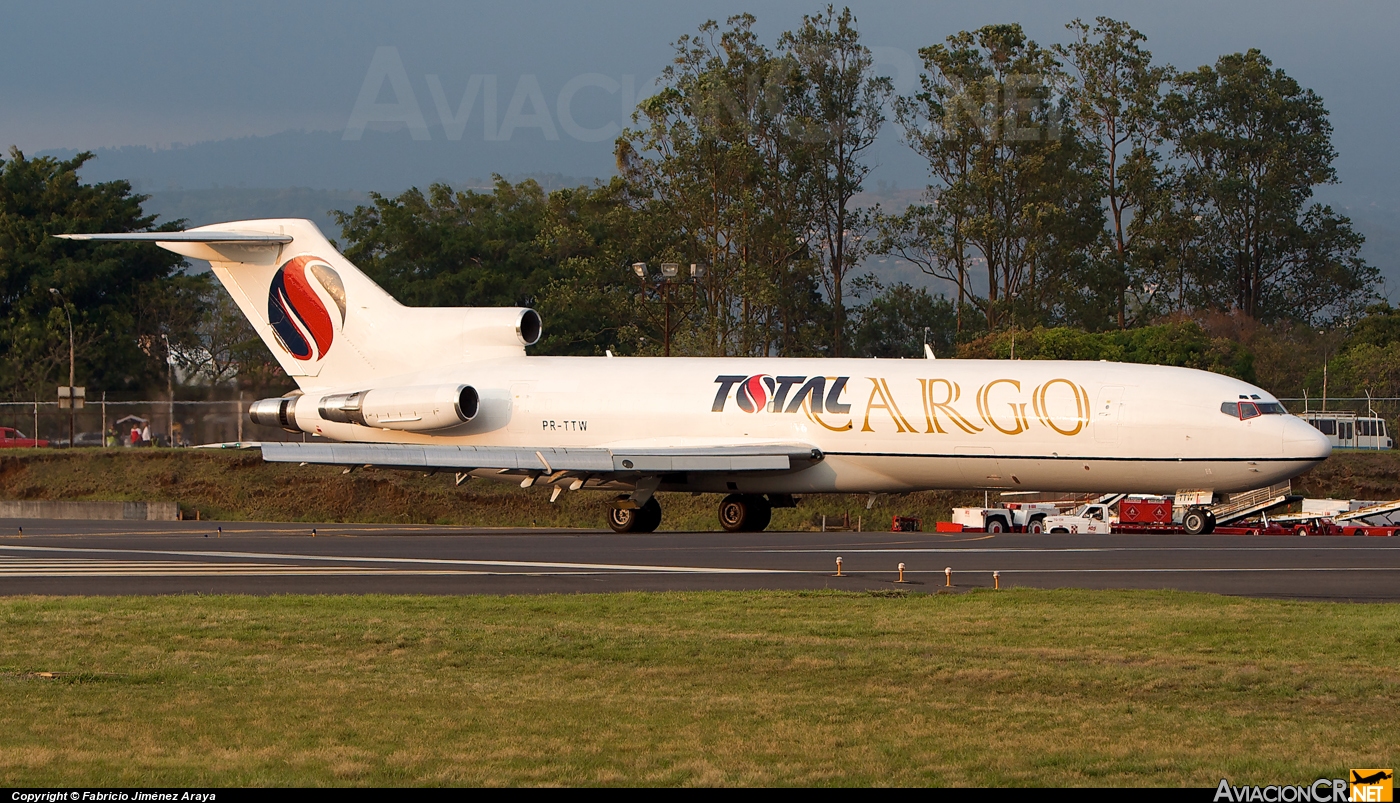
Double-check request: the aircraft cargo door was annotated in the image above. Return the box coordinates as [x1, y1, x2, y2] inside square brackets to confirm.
[1094, 386, 1123, 444]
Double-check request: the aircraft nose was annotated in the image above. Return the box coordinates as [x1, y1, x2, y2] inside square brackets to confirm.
[1283, 416, 1331, 460]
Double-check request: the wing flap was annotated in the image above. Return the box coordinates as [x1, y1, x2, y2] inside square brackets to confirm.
[613, 454, 791, 471]
[260, 442, 819, 474]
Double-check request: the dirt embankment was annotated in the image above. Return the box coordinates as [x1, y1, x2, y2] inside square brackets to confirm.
[0, 448, 1393, 529]
[1289, 449, 1400, 500]
[0, 449, 979, 530]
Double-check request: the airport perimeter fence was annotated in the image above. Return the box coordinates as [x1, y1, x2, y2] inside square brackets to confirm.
[1278, 397, 1400, 422]
[0, 397, 306, 448]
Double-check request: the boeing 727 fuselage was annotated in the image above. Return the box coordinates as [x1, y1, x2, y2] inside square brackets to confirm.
[58, 220, 1330, 533]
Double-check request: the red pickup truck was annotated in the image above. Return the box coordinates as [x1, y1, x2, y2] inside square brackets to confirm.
[0, 427, 48, 448]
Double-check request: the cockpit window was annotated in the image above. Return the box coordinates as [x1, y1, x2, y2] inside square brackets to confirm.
[1222, 401, 1287, 417]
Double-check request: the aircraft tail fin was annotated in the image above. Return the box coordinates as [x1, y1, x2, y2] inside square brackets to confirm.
[58, 219, 540, 390]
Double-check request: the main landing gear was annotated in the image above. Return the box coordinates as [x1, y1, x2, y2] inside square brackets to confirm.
[607, 493, 783, 533]
[607, 497, 662, 533]
[718, 493, 771, 533]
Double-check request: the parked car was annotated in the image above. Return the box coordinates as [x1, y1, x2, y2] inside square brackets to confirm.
[0, 427, 48, 448]
[72, 431, 104, 447]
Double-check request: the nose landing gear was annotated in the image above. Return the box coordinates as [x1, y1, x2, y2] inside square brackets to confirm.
[1182, 507, 1217, 535]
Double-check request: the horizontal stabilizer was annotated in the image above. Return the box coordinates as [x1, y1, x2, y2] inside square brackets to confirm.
[55, 232, 293, 243]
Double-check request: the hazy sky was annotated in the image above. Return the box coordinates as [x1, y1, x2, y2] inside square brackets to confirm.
[5, 1, 1399, 199]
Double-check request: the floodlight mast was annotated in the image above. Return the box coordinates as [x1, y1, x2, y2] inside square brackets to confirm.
[633, 261, 698, 357]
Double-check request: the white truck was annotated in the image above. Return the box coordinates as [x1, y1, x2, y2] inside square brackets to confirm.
[950, 503, 1060, 533]
[1040, 494, 1135, 535]
[1041, 502, 1116, 534]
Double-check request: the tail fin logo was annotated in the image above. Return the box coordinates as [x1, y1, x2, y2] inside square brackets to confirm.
[267, 256, 347, 362]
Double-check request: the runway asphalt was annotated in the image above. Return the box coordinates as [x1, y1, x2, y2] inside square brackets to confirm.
[0, 519, 1397, 600]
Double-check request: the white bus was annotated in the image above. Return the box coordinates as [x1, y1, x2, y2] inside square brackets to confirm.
[1299, 411, 1392, 450]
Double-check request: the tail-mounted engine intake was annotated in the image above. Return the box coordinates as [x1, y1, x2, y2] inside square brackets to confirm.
[317, 384, 479, 432]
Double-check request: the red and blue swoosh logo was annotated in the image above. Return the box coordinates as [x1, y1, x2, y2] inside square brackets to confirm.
[267, 256, 340, 362]
[735, 375, 772, 413]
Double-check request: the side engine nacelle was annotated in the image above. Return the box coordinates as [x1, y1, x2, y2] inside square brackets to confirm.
[249, 384, 481, 434]
[248, 395, 302, 433]
[317, 384, 480, 432]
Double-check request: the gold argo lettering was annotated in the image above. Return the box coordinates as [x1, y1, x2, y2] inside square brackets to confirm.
[921, 378, 982, 434]
[802, 394, 853, 432]
[861, 378, 916, 433]
[1031, 378, 1089, 436]
[977, 379, 1028, 435]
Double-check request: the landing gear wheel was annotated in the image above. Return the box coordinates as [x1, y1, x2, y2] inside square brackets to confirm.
[608, 497, 662, 533]
[718, 494, 772, 533]
[750, 499, 772, 532]
[1183, 507, 1208, 535]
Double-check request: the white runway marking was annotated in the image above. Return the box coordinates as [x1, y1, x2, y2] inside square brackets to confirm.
[1, 547, 1397, 580]
[0, 545, 790, 575]
[754, 546, 1400, 554]
[0, 559, 494, 577]
[986, 567, 1400, 573]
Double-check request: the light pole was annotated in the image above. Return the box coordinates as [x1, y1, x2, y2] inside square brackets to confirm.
[1319, 330, 1329, 413]
[633, 262, 702, 357]
[48, 288, 75, 447]
[161, 333, 174, 446]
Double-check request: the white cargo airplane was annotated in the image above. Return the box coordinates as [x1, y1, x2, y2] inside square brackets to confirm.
[59, 220, 1331, 534]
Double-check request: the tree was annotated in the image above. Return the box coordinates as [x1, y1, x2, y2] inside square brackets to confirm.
[847, 281, 965, 358]
[780, 5, 892, 355]
[955, 320, 1255, 380]
[870, 200, 975, 334]
[892, 24, 1101, 332]
[0, 148, 187, 401]
[334, 177, 678, 357]
[1056, 17, 1172, 329]
[161, 275, 294, 396]
[616, 14, 838, 357]
[332, 177, 553, 309]
[531, 179, 656, 356]
[1160, 49, 1376, 323]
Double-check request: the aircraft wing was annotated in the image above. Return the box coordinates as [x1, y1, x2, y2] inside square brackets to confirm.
[259, 441, 823, 474]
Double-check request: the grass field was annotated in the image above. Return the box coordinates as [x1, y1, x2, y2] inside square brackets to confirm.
[0, 590, 1395, 786]
[2, 448, 1396, 530]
